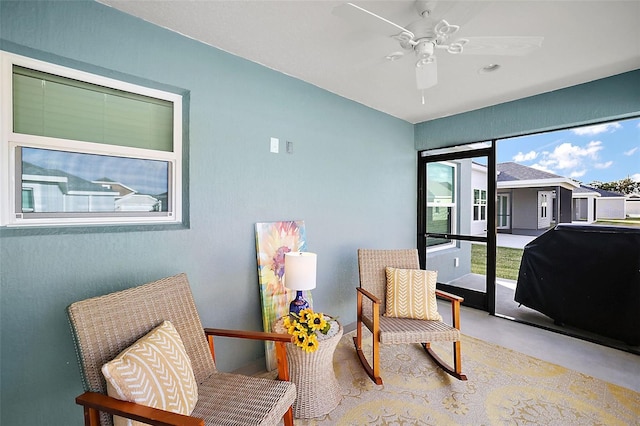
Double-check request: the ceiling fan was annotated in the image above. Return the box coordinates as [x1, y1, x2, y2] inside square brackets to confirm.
[333, 1, 543, 101]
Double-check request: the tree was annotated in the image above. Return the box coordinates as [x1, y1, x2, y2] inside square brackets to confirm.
[589, 177, 640, 195]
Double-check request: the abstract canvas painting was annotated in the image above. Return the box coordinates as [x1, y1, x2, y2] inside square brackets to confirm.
[255, 220, 312, 370]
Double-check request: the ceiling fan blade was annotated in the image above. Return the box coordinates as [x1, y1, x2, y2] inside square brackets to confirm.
[332, 2, 414, 38]
[460, 36, 544, 56]
[416, 58, 438, 90]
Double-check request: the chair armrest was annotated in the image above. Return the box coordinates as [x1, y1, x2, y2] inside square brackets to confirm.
[75, 392, 204, 426]
[435, 290, 463, 331]
[356, 287, 381, 305]
[204, 328, 292, 343]
[203, 328, 293, 381]
[435, 289, 464, 303]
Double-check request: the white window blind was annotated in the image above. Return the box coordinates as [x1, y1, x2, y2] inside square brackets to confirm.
[13, 66, 173, 152]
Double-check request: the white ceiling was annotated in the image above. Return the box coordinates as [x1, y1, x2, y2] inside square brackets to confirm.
[98, 0, 640, 124]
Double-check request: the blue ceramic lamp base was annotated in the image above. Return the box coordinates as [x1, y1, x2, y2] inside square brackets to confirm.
[289, 290, 309, 315]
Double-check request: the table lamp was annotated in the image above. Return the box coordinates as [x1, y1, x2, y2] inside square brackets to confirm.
[284, 252, 317, 315]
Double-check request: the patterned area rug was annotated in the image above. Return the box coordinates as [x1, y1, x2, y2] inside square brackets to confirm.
[281, 330, 639, 425]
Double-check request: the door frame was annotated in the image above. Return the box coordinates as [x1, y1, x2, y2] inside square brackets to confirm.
[417, 142, 497, 314]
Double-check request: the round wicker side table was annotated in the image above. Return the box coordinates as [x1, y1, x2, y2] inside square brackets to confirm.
[273, 317, 343, 419]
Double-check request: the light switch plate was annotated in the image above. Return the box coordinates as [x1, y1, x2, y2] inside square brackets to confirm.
[270, 137, 279, 153]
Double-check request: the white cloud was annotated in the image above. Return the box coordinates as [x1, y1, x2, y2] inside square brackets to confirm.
[528, 140, 610, 179]
[571, 122, 621, 136]
[624, 147, 638, 156]
[530, 163, 555, 174]
[594, 161, 613, 169]
[542, 141, 603, 170]
[632, 173, 640, 182]
[512, 150, 538, 162]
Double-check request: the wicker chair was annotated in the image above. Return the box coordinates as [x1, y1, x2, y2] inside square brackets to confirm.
[354, 249, 467, 384]
[67, 273, 296, 426]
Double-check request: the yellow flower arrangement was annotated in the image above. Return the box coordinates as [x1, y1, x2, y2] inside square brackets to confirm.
[283, 308, 332, 353]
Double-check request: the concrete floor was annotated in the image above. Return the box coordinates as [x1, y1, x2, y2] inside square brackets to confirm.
[496, 233, 536, 249]
[443, 303, 640, 392]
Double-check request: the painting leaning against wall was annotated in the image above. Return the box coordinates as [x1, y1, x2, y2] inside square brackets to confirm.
[255, 220, 312, 370]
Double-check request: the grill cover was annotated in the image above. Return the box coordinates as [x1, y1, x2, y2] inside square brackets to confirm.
[514, 224, 640, 345]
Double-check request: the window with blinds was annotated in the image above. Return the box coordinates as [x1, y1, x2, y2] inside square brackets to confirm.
[1, 52, 184, 227]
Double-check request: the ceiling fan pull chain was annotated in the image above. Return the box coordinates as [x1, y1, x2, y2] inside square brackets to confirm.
[421, 90, 426, 105]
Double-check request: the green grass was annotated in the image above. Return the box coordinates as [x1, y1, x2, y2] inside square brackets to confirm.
[471, 220, 640, 280]
[471, 244, 524, 281]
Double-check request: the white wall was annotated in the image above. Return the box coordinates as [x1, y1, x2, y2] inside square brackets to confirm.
[596, 198, 626, 219]
[626, 199, 640, 218]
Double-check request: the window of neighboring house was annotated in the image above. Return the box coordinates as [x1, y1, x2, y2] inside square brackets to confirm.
[21, 187, 34, 212]
[473, 189, 487, 221]
[540, 193, 548, 218]
[1, 52, 183, 227]
[426, 161, 457, 250]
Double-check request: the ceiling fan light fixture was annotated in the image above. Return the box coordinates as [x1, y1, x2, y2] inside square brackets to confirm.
[416, 56, 434, 67]
[479, 63, 501, 74]
[415, 40, 435, 57]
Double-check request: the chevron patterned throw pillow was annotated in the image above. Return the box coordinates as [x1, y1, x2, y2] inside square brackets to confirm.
[384, 267, 442, 321]
[102, 320, 198, 426]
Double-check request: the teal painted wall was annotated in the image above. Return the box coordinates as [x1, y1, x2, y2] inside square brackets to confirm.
[0, 1, 415, 424]
[415, 69, 640, 150]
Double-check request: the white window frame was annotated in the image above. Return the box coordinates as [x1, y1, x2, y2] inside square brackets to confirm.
[0, 51, 183, 227]
[426, 161, 457, 253]
[473, 188, 487, 221]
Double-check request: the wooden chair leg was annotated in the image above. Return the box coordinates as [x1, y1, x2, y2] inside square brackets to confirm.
[421, 341, 467, 381]
[83, 406, 100, 426]
[283, 406, 294, 426]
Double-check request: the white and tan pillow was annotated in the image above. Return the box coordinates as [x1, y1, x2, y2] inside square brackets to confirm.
[102, 320, 198, 426]
[384, 267, 442, 321]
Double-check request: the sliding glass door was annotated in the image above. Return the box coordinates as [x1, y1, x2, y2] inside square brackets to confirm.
[417, 142, 497, 313]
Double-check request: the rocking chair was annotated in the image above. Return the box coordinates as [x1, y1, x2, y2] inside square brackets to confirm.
[354, 249, 467, 384]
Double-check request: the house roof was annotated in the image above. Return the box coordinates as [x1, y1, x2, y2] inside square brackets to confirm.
[497, 162, 562, 181]
[92, 178, 137, 195]
[22, 162, 118, 194]
[575, 184, 626, 198]
[496, 162, 579, 191]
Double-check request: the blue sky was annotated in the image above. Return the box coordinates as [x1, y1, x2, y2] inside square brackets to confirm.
[498, 117, 640, 185]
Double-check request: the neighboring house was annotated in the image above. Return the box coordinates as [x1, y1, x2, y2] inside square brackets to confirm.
[470, 162, 488, 235]
[21, 163, 161, 213]
[470, 162, 632, 235]
[21, 162, 120, 213]
[115, 193, 162, 212]
[496, 162, 579, 235]
[93, 178, 163, 212]
[627, 192, 640, 218]
[573, 185, 627, 222]
[92, 177, 137, 197]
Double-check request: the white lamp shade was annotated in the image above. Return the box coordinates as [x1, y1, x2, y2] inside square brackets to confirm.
[284, 252, 317, 291]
